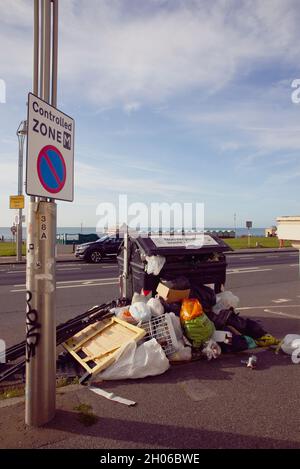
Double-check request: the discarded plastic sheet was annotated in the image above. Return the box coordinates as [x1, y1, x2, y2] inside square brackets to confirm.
[89, 385, 136, 406]
[94, 339, 169, 380]
[145, 255, 166, 275]
[280, 334, 300, 355]
[213, 291, 239, 314]
[147, 297, 164, 317]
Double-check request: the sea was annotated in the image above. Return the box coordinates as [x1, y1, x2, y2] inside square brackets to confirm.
[0, 226, 265, 241]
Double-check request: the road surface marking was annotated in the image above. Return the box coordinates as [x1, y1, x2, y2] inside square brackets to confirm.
[57, 267, 81, 271]
[227, 268, 272, 274]
[272, 298, 291, 303]
[13, 276, 119, 287]
[236, 256, 255, 259]
[239, 305, 300, 319]
[10, 279, 118, 292]
[7, 270, 26, 274]
[289, 264, 299, 267]
[263, 309, 299, 319]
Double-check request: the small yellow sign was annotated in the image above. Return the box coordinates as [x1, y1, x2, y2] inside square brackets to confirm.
[9, 195, 25, 209]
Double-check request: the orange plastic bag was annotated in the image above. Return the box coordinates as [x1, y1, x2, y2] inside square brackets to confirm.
[180, 298, 203, 321]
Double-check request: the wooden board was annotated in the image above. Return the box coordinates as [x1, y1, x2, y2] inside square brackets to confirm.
[63, 316, 145, 375]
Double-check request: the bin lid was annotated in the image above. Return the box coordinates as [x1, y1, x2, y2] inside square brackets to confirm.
[133, 233, 232, 256]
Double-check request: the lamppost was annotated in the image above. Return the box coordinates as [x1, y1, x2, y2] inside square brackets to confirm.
[16, 120, 27, 262]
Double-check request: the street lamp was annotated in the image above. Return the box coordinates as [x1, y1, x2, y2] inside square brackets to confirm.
[16, 120, 27, 262]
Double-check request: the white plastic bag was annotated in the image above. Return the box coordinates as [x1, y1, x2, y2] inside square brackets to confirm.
[213, 291, 239, 314]
[166, 312, 183, 341]
[94, 339, 170, 380]
[111, 306, 137, 324]
[129, 302, 152, 322]
[147, 297, 164, 317]
[145, 255, 166, 275]
[202, 339, 222, 361]
[212, 330, 232, 344]
[169, 339, 192, 362]
[131, 291, 151, 304]
[281, 334, 300, 355]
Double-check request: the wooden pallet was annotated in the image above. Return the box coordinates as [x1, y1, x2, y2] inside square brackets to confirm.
[63, 316, 145, 375]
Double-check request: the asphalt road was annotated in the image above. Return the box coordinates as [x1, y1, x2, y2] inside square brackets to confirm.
[0, 250, 300, 346]
[1, 250, 300, 449]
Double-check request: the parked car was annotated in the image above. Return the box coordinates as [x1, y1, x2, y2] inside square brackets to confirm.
[75, 235, 123, 263]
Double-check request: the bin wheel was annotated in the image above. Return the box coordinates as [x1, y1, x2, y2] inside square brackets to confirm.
[89, 250, 102, 263]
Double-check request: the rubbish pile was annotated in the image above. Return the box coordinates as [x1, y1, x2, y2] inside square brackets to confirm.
[60, 275, 282, 383]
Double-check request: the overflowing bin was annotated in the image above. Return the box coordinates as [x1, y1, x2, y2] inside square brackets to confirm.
[117, 233, 232, 300]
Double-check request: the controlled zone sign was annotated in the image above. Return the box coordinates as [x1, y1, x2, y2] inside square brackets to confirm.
[26, 93, 74, 201]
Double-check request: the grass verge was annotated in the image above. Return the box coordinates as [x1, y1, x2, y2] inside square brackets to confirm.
[224, 236, 292, 250]
[0, 242, 26, 257]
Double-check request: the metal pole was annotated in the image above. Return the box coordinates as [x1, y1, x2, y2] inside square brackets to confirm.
[16, 127, 26, 262]
[41, 0, 51, 102]
[123, 224, 129, 299]
[51, 0, 58, 108]
[33, 0, 39, 96]
[25, 0, 58, 427]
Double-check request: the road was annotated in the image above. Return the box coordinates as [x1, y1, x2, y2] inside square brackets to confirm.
[0, 250, 299, 346]
[1, 250, 300, 449]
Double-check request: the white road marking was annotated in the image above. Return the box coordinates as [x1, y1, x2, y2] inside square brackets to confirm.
[272, 298, 291, 303]
[57, 267, 81, 271]
[289, 264, 299, 267]
[10, 279, 118, 292]
[227, 268, 272, 274]
[238, 305, 300, 319]
[239, 305, 300, 310]
[236, 256, 255, 259]
[7, 270, 26, 274]
[230, 266, 260, 270]
[263, 309, 299, 319]
[266, 255, 279, 258]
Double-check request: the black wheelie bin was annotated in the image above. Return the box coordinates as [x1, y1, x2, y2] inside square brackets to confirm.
[117, 233, 232, 300]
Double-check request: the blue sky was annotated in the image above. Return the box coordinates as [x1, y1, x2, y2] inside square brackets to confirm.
[1, 0, 300, 228]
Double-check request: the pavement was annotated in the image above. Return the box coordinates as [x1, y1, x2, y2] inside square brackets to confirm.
[0, 253, 77, 264]
[0, 247, 297, 265]
[0, 249, 300, 448]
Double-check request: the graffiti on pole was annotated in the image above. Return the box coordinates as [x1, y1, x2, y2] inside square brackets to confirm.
[26, 290, 41, 362]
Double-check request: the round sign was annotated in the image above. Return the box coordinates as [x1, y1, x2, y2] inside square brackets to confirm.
[37, 145, 66, 194]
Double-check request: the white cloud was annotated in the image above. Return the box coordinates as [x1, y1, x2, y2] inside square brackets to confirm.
[123, 101, 141, 115]
[1, 0, 300, 107]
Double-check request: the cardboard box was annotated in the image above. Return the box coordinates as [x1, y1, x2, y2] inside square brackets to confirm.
[156, 282, 190, 303]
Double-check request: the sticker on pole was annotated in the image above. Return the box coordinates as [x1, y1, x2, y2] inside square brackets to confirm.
[26, 93, 74, 201]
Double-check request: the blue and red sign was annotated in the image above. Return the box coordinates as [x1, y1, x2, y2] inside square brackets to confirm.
[37, 145, 66, 194]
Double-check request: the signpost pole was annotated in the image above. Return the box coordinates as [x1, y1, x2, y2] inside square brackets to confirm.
[16, 121, 27, 262]
[25, 0, 58, 427]
[246, 221, 252, 249]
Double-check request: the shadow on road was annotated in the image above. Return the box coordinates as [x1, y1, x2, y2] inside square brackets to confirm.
[47, 409, 299, 449]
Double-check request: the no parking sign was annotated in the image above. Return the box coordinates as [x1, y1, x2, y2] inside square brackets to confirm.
[26, 93, 74, 201]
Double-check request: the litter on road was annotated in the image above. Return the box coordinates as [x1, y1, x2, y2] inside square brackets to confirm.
[0, 233, 297, 400]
